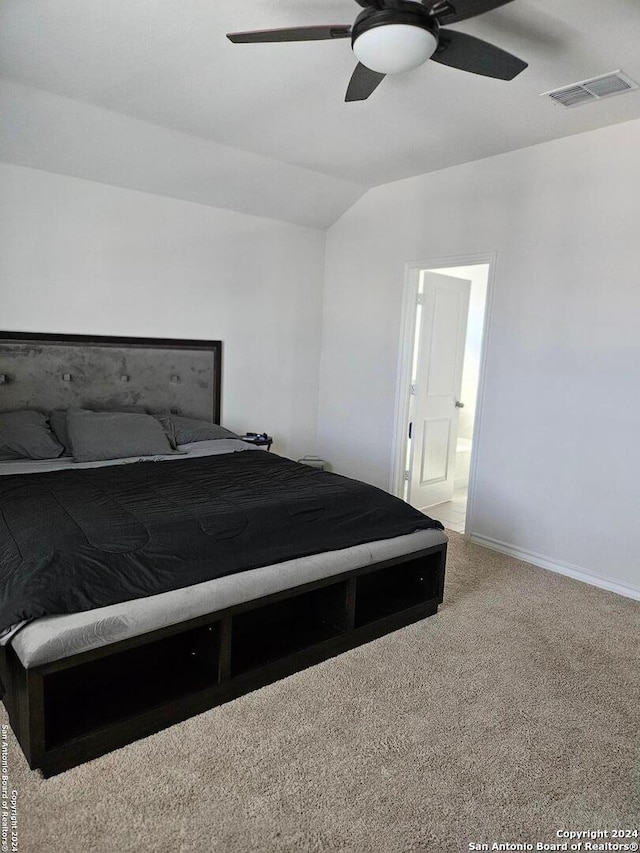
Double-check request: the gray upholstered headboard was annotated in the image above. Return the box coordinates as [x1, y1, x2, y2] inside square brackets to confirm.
[0, 332, 222, 422]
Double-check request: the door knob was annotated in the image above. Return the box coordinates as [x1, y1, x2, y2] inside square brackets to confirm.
[455, 401, 465, 408]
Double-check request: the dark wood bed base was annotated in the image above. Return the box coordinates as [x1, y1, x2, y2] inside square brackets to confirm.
[0, 542, 446, 777]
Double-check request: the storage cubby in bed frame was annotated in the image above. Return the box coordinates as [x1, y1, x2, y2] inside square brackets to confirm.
[0, 542, 446, 777]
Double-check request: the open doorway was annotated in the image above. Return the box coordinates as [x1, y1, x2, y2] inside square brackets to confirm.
[391, 256, 493, 534]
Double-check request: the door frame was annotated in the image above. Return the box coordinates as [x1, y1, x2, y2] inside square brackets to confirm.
[389, 251, 497, 535]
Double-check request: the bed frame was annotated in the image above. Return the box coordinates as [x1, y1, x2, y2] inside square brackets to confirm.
[0, 546, 446, 777]
[0, 331, 447, 777]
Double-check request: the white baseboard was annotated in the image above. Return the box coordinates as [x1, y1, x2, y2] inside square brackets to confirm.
[467, 533, 640, 602]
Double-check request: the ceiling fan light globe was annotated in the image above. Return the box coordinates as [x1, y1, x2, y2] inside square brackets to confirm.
[352, 24, 437, 75]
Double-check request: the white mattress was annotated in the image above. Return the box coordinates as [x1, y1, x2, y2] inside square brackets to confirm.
[0, 437, 257, 476]
[12, 527, 447, 668]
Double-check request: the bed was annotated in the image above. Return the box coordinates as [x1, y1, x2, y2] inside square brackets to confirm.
[0, 331, 447, 777]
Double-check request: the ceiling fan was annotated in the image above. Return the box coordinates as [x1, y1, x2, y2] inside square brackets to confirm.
[227, 0, 528, 102]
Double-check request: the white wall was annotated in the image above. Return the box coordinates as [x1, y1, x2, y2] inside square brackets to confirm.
[318, 118, 640, 597]
[0, 162, 326, 461]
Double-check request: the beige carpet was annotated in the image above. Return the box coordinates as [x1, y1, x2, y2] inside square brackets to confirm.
[5, 533, 639, 853]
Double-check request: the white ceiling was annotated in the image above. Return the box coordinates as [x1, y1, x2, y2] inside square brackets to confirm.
[1, 0, 640, 226]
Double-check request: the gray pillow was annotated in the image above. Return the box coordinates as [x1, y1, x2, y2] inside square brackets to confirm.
[0, 410, 65, 460]
[49, 410, 73, 456]
[50, 408, 147, 456]
[67, 410, 177, 463]
[157, 416, 239, 447]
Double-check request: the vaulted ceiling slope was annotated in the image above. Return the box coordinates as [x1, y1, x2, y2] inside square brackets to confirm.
[1, 0, 639, 228]
[0, 80, 365, 229]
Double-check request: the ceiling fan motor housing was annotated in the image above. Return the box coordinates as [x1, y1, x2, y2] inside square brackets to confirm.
[351, 2, 440, 74]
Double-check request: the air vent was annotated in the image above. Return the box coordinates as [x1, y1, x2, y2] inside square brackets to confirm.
[541, 71, 638, 108]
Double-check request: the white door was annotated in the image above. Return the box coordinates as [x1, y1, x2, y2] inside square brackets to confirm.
[408, 271, 471, 510]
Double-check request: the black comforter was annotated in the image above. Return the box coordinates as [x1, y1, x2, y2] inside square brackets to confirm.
[0, 450, 443, 632]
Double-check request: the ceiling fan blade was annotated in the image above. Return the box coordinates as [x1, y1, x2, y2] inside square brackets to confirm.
[433, 29, 527, 80]
[345, 63, 386, 102]
[227, 25, 351, 44]
[431, 0, 516, 25]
